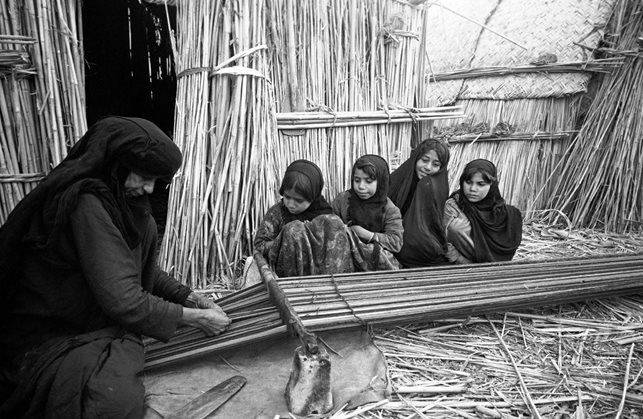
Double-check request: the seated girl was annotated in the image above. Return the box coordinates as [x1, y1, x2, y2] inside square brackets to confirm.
[331, 154, 403, 271]
[254, 159, 353, 277]
[443, 159, 522, 264]
[388, 138, 450, 268]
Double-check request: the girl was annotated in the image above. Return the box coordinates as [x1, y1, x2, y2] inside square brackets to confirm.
[332, 154, 403, 270]
[443, 159, 522, 263]
[254, 160, 352, 277]
[389, 138, 450, 267]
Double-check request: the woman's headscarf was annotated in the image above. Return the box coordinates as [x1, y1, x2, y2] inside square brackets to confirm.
[348, 154, 390, 232]
[388, 139, 451, 267]
[279, 159, 333, 224]
[451, 159, 522, 262]
[0, 116, 182, 295]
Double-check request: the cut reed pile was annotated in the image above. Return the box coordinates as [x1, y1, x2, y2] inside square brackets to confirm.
[362, 297, 643, 418]
[544, 0, 643, 233]
[0, 0, 86, 224]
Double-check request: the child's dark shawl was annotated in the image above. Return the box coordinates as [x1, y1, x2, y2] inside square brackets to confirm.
[280, 159, 333, 224]
[348, 154, 390, 232]
[451, 159, 522, 262]
[388, 139, 450, 267]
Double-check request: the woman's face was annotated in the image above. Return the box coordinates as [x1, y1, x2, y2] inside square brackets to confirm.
[352, 168, 377, 200]
[463, 172, 491, 203]
[415, 149, 442, 179]
[282, 188, 312, 214]
[124, 172, 156, 197]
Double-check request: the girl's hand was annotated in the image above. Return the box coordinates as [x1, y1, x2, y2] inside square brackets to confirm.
[350, 225, 373, 242]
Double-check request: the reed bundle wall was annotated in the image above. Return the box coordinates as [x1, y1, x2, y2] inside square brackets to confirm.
[0, 0, 86, 224]
[161, 0, 463, 287]
[162, 0, 631, 287]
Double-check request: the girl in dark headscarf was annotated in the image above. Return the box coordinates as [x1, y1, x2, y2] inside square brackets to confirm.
[254, 159, 354, 276]
[0, 116, 230, 419]
[389, 138, 451, 267]
[443, 159, 522, 263]
[332, 155, 403, 270]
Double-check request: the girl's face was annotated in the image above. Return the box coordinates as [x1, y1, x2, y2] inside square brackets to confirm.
[352, 168, 377, 200]
[124, 171, 156, 198]
[463, 172, 491, 203]
[415, 150, 442, 179]
[282, 188, 312, 215]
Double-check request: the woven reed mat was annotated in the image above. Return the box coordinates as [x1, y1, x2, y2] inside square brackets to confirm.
[143, 328, 387, 418]
[424, 0, 615, 102]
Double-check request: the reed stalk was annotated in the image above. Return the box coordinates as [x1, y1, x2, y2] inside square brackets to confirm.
[544, 0, 643, 232]
[0, 0, 85, 224]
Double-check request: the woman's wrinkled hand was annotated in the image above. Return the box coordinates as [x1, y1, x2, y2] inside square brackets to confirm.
[180, 297, 231, 336]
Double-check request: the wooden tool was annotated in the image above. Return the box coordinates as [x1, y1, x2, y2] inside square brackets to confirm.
[161, 375, 247, 419]
[255, 252, 333, 416]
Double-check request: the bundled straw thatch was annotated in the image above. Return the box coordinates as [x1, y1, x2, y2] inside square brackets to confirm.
[0, 0, 86, 224]
[544, 0, 643, 232]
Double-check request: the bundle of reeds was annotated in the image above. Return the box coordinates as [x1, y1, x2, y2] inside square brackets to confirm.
[160, 0, 281, 288]
[429, 57, 624, 82]
[276, 106, 464, 130]
[544, 0, 643, 232]
[0, 1, 86, 224]
[144, 283, 287, 369]
[143, 253, 643, 369]
[283, 254, 643, 330]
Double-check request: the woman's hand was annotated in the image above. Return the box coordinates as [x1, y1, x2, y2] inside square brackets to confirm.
[180, 304, 231, 336]
[184, 292, 217, 309]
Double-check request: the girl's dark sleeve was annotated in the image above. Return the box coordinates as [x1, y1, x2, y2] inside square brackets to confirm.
[375, 198, 404, 253]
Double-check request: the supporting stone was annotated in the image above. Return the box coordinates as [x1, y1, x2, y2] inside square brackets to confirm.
[285, 346, 333, 415]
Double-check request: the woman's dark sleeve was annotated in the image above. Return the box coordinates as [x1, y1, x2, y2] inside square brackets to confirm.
[70, 194, 183, 342]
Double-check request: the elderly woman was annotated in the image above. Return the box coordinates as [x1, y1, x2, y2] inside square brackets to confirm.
[0, 116, 230, 418]
[443, 159, 522, 264]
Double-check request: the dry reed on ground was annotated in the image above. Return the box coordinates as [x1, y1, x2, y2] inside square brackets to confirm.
[544, 0, 643, 233]
[328, 225, 643, 419]
[0, 0, 86, 224]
